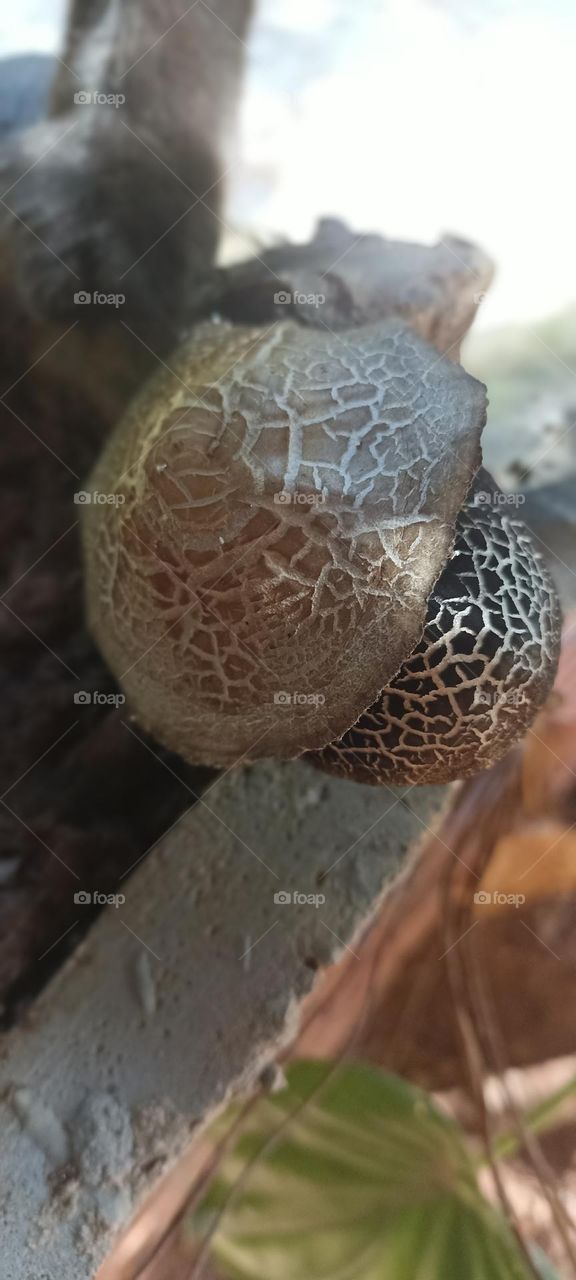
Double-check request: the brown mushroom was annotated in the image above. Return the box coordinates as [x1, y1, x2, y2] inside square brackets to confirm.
[82, 312, 560, 783]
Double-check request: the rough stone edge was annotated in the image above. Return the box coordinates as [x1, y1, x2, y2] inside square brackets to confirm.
[0, 760, 450, 1280]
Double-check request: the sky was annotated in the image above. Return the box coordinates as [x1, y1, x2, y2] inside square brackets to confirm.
[2, 0, 575, 331]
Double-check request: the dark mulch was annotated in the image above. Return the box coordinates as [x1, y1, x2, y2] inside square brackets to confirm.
[0, 324, 213, 1027]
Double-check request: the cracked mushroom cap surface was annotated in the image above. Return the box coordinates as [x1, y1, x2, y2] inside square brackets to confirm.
[82, 318, 487, 766]
[311, 482, 562, 785]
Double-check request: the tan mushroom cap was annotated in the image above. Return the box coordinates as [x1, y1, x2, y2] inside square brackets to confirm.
[83, 318, 487, 766]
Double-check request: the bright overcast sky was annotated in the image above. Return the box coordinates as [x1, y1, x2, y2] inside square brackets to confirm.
[2, 0, 575, 330]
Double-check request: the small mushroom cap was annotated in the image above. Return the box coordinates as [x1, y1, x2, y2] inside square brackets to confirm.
[83, 318, 487, 765]
[311, 488, 562, 785]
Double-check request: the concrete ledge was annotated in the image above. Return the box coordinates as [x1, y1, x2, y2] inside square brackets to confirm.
[0, 760, 447, 1279]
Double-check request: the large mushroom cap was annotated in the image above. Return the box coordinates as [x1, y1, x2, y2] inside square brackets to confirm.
[83, 318, 487, 766]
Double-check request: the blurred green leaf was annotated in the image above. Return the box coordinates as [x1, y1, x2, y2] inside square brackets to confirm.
[190, 1060, 535, 1280]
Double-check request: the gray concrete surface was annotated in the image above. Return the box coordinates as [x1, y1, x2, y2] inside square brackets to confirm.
[0, 759, 447, 1279]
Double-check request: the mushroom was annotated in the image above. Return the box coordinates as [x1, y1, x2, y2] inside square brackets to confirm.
[310, 473, 561, 785]
[82, 315, 560, 783]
